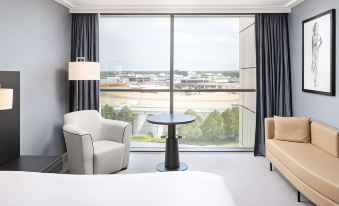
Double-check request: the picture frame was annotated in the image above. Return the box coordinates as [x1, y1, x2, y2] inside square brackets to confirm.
[302, 9, 336, 96]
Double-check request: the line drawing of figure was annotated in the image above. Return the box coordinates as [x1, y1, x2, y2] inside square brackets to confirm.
[311, 22, 322, 87]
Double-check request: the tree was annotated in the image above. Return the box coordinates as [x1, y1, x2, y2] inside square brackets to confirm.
[221, 107, 239, 143]
[101, 104, 116, 120]
[230, 107, 239, 137]
[222, 108, 233, 137]
[118, 105, 134, 124]
[178, 109, 202, 141]
[200, 110, 225, 142]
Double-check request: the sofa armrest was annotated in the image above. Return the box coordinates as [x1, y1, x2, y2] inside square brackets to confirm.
[311, 121, 339, 158]
[63, 125, 94, 174]
[265, 118, 275, 139]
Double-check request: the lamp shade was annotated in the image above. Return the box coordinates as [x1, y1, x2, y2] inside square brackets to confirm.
[0, 88, 13, 110]
[68, 62, 100, 80]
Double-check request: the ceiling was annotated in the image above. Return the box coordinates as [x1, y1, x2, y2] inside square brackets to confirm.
[55, 0, 304, 13]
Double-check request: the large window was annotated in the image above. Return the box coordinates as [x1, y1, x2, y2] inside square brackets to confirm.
[100, 15, 256, 150]
[174, 16, 240, 90]
[100, 16, 171, 90]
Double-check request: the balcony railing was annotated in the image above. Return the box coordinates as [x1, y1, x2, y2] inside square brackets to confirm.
[100, 91, 255, 151]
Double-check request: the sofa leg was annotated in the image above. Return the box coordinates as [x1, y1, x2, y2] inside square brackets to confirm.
[297, 191, 301, 202]
[269, 162, 272, 171]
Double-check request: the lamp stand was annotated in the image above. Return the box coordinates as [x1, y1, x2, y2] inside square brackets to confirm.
[75, 57, 85, 111]
[75, 80, 79, 111]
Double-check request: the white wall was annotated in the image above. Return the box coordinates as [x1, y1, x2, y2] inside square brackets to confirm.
[0, 0, 71, 155]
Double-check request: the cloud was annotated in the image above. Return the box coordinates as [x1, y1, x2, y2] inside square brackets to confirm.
[100, 16, 240, 71]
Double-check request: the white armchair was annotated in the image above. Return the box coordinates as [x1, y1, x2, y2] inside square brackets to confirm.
[62, 110, 132, 174]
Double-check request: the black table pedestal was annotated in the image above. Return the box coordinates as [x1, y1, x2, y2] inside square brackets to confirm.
[156, 124, 188, 172]
[156, 162, 188, 172]
[147, 114, 196, 172]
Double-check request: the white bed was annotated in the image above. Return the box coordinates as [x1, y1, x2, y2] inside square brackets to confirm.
[0, 171, 236, 206]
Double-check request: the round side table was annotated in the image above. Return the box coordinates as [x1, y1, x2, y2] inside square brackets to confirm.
[147, 114, 196, 172]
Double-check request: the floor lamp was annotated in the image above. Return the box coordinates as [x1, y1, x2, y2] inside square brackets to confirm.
[0, 86, 13, 110]
[68, 57, 100, 111]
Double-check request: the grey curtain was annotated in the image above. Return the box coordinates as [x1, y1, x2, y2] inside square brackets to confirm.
[69, 13, 99, 112]
[254, 14, 293, 156]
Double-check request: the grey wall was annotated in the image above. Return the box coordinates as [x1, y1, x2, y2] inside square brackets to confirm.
[289, 0, 339, 128]
[0, 0, 71, 155]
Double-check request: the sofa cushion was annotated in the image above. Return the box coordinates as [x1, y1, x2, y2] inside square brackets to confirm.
[93, 141, 125, 174]
[267, 139, 339, 204]
[273, 116, 310, 143]
[311, 121, 339, 158]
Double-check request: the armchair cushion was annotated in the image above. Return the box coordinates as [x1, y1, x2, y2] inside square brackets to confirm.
[93, 141, 125, 174]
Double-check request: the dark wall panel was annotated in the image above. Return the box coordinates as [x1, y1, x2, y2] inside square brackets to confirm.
[0, 0, 70, 155]
[0, 71, 20, 165]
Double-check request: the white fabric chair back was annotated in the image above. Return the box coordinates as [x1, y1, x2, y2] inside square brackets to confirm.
[64, 110, 102, 141]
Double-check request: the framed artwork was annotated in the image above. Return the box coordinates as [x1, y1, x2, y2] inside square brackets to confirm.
[302, 9, 336, 96]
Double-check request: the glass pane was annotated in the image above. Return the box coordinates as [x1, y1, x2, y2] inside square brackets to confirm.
[100, 91, 169, 148]
[174, 92, 255, 147]
[239, 106, 255, 147]
[99, 15, 256, 150]
[174, 16, 240, 90]
[239, 17, 256, 90]
[100, 16, 171, 89]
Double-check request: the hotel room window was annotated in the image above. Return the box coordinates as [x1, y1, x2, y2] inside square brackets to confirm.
[100, 15, 256, 150]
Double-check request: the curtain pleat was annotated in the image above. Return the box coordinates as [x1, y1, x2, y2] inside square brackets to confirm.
[254, 14, 293, 156]
[69, 14, 99, 112]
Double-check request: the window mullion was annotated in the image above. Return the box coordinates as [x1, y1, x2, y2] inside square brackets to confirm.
[170, 14, 174, 114]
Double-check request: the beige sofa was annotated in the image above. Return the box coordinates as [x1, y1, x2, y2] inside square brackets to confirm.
[265, 118, 339, 206]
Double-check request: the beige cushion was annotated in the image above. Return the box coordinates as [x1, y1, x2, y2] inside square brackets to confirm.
[267, 139, 339, 204]
[311, 121, 339, 158]
[273, 116, 311, 143]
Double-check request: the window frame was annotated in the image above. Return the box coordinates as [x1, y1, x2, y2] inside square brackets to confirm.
[99, 14, 256, 152]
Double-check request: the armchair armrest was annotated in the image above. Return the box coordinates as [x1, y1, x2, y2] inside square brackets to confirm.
[63, 125, 94, 174]
[63, 125, 90, 136]
[100, 119, 131, 143]
[100, 119, 132, 169]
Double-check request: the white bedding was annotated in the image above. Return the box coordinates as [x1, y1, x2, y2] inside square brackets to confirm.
[0, 171, 236, 206]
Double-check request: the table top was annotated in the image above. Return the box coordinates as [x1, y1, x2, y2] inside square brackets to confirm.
[147, 114, 196, 125]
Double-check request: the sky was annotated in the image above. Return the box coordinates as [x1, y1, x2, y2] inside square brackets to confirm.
[100, 16, 240, 71]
